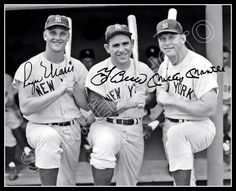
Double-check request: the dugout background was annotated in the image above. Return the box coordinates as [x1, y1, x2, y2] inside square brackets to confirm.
[5, 5, 231, 77]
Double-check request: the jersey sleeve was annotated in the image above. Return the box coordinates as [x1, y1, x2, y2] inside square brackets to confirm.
[140, 62, 156, 93]
[153, 59, 169, 91]
[85, 64, 106, 97]
[193, 60, 219, 99]
[12, 62, 27, 90]
[73, 58, 88, 89]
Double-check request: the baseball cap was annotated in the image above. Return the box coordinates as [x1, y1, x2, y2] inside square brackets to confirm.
[153, 19, 183, 38]
[45, 15, 70, 30]
[105, 24, 132, 41]
[79, 49, 95, 60]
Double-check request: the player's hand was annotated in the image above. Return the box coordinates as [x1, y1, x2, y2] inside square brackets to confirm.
[156, 89, 172, 105]
[128, 93, 147, 108]
[60, 77, 76, 94]
[85, 111, 96, 126]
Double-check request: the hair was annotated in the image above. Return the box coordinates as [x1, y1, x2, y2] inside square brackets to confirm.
[223, 46, 230, 53]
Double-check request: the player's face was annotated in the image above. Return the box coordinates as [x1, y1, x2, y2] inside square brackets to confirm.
[158, 33, 185, 59]
[105, 34, 133, 66]
[223, 51, 230, 66]
[81, 58, 94, 70]
[44, 26, 69, 53]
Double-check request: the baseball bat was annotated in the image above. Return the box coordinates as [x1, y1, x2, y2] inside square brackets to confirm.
[168, 8, 177, 20]
[65, 17, 73, 96]
[162, 8, 177, 91]
[127, 15, 144, 109]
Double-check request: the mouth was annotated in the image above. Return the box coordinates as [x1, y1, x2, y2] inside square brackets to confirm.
[163, 47, 174, 51]
[117, 53, 128, 59]
[53, 41, 63, 45]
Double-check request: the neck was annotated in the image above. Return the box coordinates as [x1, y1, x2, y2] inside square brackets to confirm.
[111, 58, 131, 70]
[44, 49, 65, 64]
[169, 47, 188, 66]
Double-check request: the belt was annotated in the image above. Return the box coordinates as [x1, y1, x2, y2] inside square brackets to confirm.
[49, 121, 71, 126]
[166, 117, 190, 123]
[106, 118, 140, 125]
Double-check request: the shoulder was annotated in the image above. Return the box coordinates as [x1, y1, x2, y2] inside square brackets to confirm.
[16, 53, 42, 72]
[71, 57, 88, 73]
[71, 57, 84, 67]
[88, 58, 110, 73]
[138, 60, 151, 70]
[5, 73, 13, 82]
[189, 50, 213, 68]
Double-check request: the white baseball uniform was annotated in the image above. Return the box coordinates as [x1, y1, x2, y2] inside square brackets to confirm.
[157, 50, 218, 173]
[5, 74, 22, 147]
[85, 57, 155, 185]
[12, 52, 88, 185]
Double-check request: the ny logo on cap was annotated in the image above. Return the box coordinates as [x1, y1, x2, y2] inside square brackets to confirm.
[161, 21, 168, 29]
[115, 24, 121, 30]
[55, 15, 62, 23]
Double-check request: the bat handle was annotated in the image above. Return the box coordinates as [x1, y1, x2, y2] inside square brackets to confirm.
[66, 87, 73, 96]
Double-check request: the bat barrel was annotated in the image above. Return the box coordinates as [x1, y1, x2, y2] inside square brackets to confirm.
[168, 8, 177, 20]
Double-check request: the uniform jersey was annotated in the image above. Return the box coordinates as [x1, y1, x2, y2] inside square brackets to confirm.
[158, 50, 219, 120]
[85, 57, 155, 119]
[12, 52, 88, 123]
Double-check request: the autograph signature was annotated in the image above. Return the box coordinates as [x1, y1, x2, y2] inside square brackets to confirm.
[90, 65, 224, 88]
[91, 66, 147, 86]
[23, 61, 74, 94]
[23, 61, 43, 94]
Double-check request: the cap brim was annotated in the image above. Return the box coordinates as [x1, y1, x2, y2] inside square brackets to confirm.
[153, 30, 179, 38]
[45, 24, 70, 30]
[106, 31, 132, 41]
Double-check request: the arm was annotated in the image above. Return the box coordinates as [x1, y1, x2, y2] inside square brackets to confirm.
[73, 82, 89, 111]
[17, 77, 74, 116]
[145, 89, 157, 110]
[87, 89, 146, 117]
[157, 88, 217, 117]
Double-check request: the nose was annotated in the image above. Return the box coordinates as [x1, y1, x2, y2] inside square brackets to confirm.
[118, 45, 126, 52]
[163, 38, 171, 46]
[54, 34, 60, 40]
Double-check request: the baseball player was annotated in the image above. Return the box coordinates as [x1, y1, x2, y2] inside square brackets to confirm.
[5, 73, 33, 180]
[85, 24, 156, 185]
[12, 15, 89, 186]
[222, 46, 231, 164]
[153, 19, 218, 185]
[79, 48, 96, 71]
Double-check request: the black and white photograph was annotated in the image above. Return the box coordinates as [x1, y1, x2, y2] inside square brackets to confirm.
[4, 4, 231, 187]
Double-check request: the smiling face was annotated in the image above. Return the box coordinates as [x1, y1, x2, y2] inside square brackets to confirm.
[44, 26, 69, 53]
[157, 32, 186, 62]
[104, 34, 134, 68]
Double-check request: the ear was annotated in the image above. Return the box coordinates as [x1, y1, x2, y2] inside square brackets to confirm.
[180, 34, 186, 44]
[104, 43, 110, 54]
[43, 31, 47, 41]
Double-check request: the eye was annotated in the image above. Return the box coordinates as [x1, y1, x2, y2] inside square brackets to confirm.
[112, 44, 120, 48]
[158, 37, 165, 41]
[123, 42, 129, 46]
[49, 31, 56, 35]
